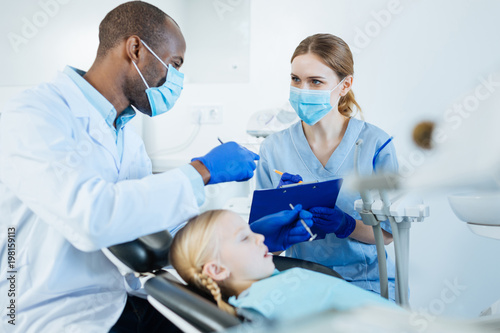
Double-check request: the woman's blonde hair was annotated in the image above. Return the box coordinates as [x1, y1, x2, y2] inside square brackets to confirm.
[292, 33, 363, 119]
[169, 210, 236, 316]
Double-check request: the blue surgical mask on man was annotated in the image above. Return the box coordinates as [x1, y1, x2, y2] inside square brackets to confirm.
[132, 39, 184, 117]
[289, 77, 346, 126]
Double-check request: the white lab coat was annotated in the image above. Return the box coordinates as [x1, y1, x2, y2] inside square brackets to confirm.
[0, 72, 199, 332]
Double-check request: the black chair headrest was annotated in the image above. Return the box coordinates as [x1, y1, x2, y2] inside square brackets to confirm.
[145, 273, 242, 332]
[272, 255, 344, 280]
[107, 230, 172, 273]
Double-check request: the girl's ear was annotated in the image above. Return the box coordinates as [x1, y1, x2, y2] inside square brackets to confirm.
[202, 261, 230, 282]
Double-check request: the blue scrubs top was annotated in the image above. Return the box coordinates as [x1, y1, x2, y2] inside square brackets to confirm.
[255, 118, 398, 299]
[228, 268, 400, 320]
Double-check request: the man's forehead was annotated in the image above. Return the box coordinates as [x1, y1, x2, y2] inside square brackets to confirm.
[156, 27, 185, 57]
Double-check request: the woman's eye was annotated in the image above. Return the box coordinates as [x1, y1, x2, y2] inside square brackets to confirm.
[312, 79, 322, 85]
[291, 76, 300, 82]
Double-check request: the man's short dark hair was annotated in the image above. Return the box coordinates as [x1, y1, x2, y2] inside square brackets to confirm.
[97, 1, 176, 57]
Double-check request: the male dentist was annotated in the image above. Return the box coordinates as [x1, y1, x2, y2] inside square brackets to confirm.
[0, 2, 267, 332]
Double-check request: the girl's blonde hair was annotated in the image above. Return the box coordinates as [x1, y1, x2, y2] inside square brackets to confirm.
[169, 210, 236, 316]
[292, 33, 363, 119]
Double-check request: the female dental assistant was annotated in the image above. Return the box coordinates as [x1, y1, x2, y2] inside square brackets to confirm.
[255, 34, 398, 299]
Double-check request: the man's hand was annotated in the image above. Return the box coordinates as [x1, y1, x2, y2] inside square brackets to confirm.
[250, 204, 313, 252]
[191, 142, 260, 184]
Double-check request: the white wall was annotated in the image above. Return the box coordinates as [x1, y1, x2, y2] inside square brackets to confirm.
[1, 0, 499, 319]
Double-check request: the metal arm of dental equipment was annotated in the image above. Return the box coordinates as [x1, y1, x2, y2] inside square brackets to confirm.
[353, 139, 430, 308]
[354, 139, 389, 300]
[379, 189, 409, 308]
[366, 191, 429, 308]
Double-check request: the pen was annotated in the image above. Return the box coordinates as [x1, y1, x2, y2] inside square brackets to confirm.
[289, 203, 317, 241]
[217, 137, 224, 145]
[274, 169, 303, 183]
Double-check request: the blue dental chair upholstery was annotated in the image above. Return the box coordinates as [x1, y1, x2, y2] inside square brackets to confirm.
[106, 229, 343, 332]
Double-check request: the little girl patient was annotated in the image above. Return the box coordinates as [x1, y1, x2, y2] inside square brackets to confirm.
[169, 209, 400, 320]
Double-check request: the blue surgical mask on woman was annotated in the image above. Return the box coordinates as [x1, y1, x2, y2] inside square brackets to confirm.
[132, 39, 184, 117]
[289, 77, 345, 126]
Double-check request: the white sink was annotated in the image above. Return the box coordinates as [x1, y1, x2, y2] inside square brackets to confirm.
[467, 223, 500, 240]
[448, 191, 500, 225]
[448, 191, 500, 240]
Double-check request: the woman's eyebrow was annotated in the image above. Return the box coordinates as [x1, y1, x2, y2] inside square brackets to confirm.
[290, 73, 326, 80]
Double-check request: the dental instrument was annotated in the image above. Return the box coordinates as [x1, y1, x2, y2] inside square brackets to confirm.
[289, 203, 317, 241]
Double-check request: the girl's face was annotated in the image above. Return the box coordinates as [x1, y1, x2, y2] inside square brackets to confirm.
[204, 211, 275, 286]
[291, 52, 346, 106]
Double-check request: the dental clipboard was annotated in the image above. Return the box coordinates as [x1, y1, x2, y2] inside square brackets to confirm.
[248, 178, 343, 223]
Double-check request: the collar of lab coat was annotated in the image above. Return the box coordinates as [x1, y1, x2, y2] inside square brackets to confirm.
[63, 66, 136, 133]
[53, 71, 144, 171]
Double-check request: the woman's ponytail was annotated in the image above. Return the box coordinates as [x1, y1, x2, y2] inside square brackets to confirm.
[339, 89, 363, 119]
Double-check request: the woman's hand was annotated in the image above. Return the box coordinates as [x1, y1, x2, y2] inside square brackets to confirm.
[277, 172, 303, 188]
[309, 206, 356, 239]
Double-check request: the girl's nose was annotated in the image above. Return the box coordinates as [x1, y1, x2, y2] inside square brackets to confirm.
[256, 233, 265, 244]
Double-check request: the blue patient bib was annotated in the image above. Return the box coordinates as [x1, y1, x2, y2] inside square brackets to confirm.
[228, 268, 400, 320]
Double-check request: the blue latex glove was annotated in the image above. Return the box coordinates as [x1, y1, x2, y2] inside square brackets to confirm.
[249, 204, 313, 252]
[277, 172, 303, 188]
[309, 206, 356, 239]
[191, 142, 260, 184]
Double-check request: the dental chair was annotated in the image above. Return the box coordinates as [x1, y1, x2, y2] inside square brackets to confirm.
[104, 229, 343, 333]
